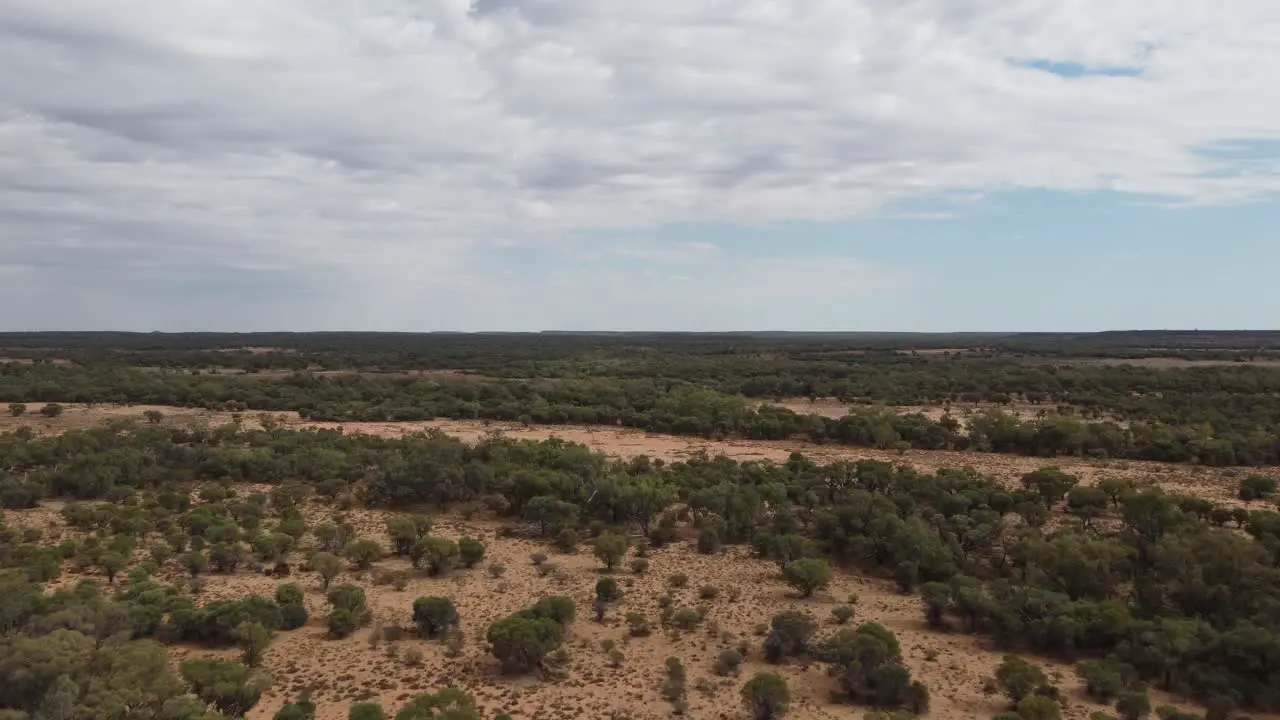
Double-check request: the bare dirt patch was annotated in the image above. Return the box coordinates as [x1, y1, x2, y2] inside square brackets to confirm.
[763, 398, 1067, 427]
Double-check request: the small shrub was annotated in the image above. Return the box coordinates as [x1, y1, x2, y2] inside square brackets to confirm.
[781, 558, 832, 598]
[714, 648, 743, 676]
[280, 603, 309, 631]
[699, 585, 720, 600]
[626, 612, 652, 637]
[554, 527, 579, 553]
[593, 532, 629, 571]
[741, 672, 790, 720]
[763, 611, 816, 663]
[1114, 692, 1150, 720]
[1240, 474, 1278, 501]
[327, 608, 360, 638]
[275, 583, 305, 606]
[668, 573, 689, 588]
[444, 629, 465, 658]
[671, 608, 702, 631]
[996, 655, 1048, 704]
[487, 563, 506, 579]
[412, 596, 460, 639]
[696, 527, 722, 554]
[661, 657, 687, 703]
[596, 577, 623, 602]
[831, 605, 855, 625]
[630, 558, 649, 575]
[458, 537, 486, 568]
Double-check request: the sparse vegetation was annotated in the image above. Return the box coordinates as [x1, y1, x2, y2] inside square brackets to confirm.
[4, 331, 1280, 719]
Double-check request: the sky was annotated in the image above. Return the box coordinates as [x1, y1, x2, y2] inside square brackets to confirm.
[2, 1, 1279, 332]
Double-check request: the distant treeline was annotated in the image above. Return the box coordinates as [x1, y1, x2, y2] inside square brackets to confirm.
[5, 363, 1280, 465]
[4, 329, 1280, 369]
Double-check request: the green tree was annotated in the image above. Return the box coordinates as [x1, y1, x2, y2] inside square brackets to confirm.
[233, 621, 274, 667]
[458, 537, 485, 568]
[486, 616, 565, 674]
[327, 609, 359, 638]
[311, 552, 344, 590]
[275, 583, 305, 606]
[1021, 467, 1079, 509]
[394, 687, 480, 720]
[280, 602, 309, 631]
[595, 577, 623, 603]
[252, 533, 295, 564]
[39, 403, 64, 418]
[1240, 475, 1278, 501]
[741, 672, 791, 720]
[763, 610, 818, 662]
[412, 596, 460, 639]
[1066, 486, 1111, 530]
[1075, 660, 1126, 702]
[349, 702, 387, 720]
[327, 584, 366, 614]
[345, 538, 383, 570]
[183, 550, 209, 578]
[593, 532, 628, 571]
[97, 552, 127, 584]
[1114, 692, 1151, 720]
[387, 517, 421, 556]
[824, 623, 917, 709]
[209, 543, 242, 573]
[275, 697, 317, 720]
[180, 658, 271, 717]
[553, 526, 579, 553]
[782, 558, 832, 597]
[996, 655, 1047, 704]
[697, 527, 722, 554]
[414, 537, 460, 576]
[1016, 695, 1062, 720]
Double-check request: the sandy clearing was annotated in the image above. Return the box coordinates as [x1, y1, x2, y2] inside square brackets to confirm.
[762, 398, 1075, 427]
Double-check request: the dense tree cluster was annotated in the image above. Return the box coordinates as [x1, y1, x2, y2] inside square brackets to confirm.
[0, 572, 261, 719]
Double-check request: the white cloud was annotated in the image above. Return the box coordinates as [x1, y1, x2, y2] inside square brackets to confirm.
[611, 241, 722, 265]
[1, 0, 1279, 328]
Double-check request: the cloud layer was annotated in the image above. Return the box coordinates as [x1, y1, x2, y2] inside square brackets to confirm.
[2, 0, 1279, 329]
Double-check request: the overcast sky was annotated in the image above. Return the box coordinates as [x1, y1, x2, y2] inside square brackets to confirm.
[2, 0, 1279, 332]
